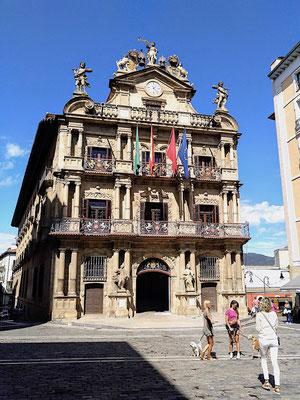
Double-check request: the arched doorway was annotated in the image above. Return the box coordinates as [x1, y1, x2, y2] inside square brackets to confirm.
[136, 258, 170, 313]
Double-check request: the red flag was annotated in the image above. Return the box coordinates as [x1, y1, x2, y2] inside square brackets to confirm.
[166, 128, 177, 174]
[149, 124, 155, 174]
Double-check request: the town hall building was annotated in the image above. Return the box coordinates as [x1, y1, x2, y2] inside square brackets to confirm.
[12, 40, 250, 320]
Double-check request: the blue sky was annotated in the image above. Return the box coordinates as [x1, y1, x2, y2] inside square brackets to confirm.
[0, 0, 299, 255]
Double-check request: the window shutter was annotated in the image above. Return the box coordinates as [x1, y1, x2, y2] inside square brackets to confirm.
[194, 204, 200, 221]
[82, 199, 89, 218]
[214, 206, 219, 223]
[163, 203, 168, 221]
[106, 148, 112, 160]
[106, 200, 111, 219]
[87, 147, 92, 158]
[140, 202, 145, 220]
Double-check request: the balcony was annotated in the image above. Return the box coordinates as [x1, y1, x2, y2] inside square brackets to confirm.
[296, 118, 300, 134]
[83, 157, 114, 173]
[50, 218, 250, 239]
[140, 162, 174, 178]
[194, 166, 221, 181]
[221, 167, 238, 181]
[94, 103, 213, 128]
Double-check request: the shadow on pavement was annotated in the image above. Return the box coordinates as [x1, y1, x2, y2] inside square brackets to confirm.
[0, 342, 187, 399]
[0, 321, 45, 332]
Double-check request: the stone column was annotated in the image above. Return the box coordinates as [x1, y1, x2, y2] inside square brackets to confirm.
[225, 251, 232, 291]
[117, 133, 122, 159]
[74, 182, 81, 218]
[189, 183, 194, 221]
[220, 143, 225, 168]
[77, 129, 83, 157]
[68, 249, 78, 296]
[235, 251, 243, 291]
[125, 184, 131, 219]
[57, 248, 66, 296]
[63, 181, 70, 218]
[67, 128, 72, 156]
[179, 250, 185, 290]
[127, 132, 132, 161]
[230, 144, 234, 168]
[113, 248, 120, 273]
[190, 250, 196, 291]
[223, 190, 228, 223]
[232, 190, 238, 223]
[178, 184, 184, 221]
[114, 182, 121, 219]
[187, 137, 192, 166]
[125, 249, 131, 276]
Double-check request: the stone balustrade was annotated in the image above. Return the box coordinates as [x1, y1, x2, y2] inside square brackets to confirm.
[94, 103, 212, 127]
[50, 218, 250, 239]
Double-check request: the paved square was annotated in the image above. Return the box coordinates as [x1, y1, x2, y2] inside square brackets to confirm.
[0, 320, 299, 399]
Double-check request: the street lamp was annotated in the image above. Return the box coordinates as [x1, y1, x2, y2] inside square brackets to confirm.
[244, 270, 253, 283]
[263, 276, 270, 297]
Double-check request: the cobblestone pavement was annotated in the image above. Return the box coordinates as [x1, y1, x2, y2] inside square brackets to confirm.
[0, 320, 299, 400]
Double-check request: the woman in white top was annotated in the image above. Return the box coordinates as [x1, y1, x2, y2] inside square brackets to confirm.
[256, 297, 280, 394]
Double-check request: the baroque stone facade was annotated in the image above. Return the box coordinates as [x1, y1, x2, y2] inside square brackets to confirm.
[12, 45, 250, 320]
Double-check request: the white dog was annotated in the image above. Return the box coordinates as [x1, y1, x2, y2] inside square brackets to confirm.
[190, 341, 203, 357]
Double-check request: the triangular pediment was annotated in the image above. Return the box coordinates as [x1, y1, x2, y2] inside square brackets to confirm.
[107, 66, 197, 113]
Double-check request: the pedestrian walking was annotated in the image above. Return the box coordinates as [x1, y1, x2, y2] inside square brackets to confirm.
[200, 300, 215, 361]
[283, 300, 292, 323]
[271, 300, 278, 313]
[253, 297, 259, 313]
[256, 297, 280, 394]
[225, 300, 243, 359]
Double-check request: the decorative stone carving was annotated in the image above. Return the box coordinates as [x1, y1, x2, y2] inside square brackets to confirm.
[158, 55, 167, 70]
[138, 49, 147, 68]
[127, 50, 139, 71]
[177, 62, 188, 82]
[195, 197, 219, 205]
[137, 258, 169, 274]
[116, 54, 129, 72]
[72, 62, 93, 94]
[138, 37, 158, 66]
[167, 55, 180, 78]
[212, 81, 229, 112]
[183, 263, 195, 291]
[113, 262, 129, 291]
[140, 187, 169, 200]
[84, 191, 113, 200]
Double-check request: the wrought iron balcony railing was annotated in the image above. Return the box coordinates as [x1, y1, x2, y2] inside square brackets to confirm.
[83, 157, 114, 173]
[140, 162, 174, 177]
[194, 166, 221, 181]
[296, 118, 300, 134]
[50, 218, 250, 239]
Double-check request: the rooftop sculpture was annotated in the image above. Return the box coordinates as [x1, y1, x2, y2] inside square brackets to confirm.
[212, 81, 229, 112]
[114, 38, 190, 83]
[72, 62, 93, 94]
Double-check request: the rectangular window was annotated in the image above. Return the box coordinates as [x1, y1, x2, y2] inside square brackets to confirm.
[83, 199, 111, 220]
[194, 205, 219, 224]
[88, 147, 112, 160]
[84, 256, 107, 281]
[194, 156, 215, 168]
[199, 257, 220, 281]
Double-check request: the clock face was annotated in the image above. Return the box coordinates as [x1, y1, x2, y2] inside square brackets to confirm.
[146, 81, 162, 96]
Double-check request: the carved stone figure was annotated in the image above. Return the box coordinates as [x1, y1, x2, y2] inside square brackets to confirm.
[158, 55, 167, 70]
[72, 62, 93, 94]
[127, 50, 139, 71]
[183, 264, 195, 291]
[177, 62, 188, 81]
[138, 37, 158, 65]
[114, 262, 129, 291]
[138, 49, 147, 68]
[212, 81, 229, 112]
[116, 54, 129, 71]
[167, 55, 180, 78]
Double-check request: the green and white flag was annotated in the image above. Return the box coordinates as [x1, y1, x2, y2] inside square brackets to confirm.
[134, 124, 140, 175]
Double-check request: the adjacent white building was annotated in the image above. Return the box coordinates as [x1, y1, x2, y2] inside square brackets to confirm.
[0, 248, 16, 307]
[274, 246, 289, 269]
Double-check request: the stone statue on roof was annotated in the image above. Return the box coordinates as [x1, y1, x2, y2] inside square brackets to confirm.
[72, 62, 93, 94]
[138, 37, 158, 65]
[212, 81, 229, 112]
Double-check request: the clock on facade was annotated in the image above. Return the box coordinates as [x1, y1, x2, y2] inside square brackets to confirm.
[146, 81, 162, 96]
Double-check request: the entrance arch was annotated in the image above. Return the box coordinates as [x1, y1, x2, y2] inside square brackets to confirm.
[136, 258, 170, 313]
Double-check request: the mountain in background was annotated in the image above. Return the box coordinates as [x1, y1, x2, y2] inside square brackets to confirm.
[243, 252, 274, 266]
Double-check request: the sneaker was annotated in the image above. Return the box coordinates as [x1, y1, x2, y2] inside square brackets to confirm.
[229, 352, 233, 359]
[262, 382, 271, 391]
[237, 352, 241, 359]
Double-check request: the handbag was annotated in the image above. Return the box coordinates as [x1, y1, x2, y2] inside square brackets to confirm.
[261, 312, 280, 346]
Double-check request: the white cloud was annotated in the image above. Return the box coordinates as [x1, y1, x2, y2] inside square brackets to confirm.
[273, 231, 286, 237]
[0, 176, 17, 187]
[5, 143, 26, 159]
[0, 161, 14, 172]
[240, 200, 285, 226]
[0, 233, 16, 254]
